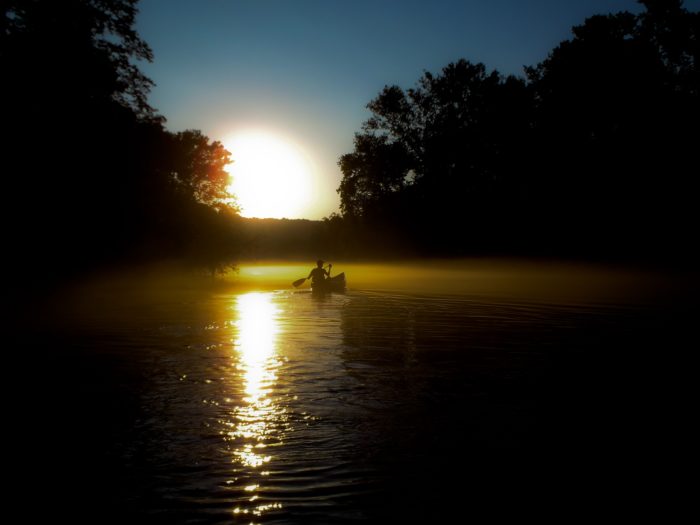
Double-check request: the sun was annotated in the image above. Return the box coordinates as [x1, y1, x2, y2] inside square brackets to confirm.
[223, 130, 316, 219]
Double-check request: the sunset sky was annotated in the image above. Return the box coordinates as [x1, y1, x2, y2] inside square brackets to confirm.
[135, 0, 695, 219]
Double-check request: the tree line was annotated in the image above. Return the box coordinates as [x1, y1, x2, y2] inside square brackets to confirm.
[3, 0, 240, 291]
[3, 0, 697, 292]
[332, 0, 699, 262]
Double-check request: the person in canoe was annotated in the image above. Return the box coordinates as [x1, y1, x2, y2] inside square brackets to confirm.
[308, 259, 332, 285]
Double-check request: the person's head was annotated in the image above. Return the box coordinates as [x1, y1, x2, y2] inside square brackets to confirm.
[316, 259, 324, 268]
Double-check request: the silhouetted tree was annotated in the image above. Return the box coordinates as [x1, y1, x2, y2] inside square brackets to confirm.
[145, 130, 240, 274]
[2, 0, 157, 119]
[526, 0, 699, 256]
[2, 1, 242, 288]
[338, 133, 413, 219]
[165, 130, 235, 210]
[338, 59, 533, 254]
[3, 1, 160, 277]
[337, 0, 698, 260]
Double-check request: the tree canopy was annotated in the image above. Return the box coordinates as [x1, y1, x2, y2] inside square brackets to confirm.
[2, 0, 241, 287]
[2, 0, 157, 119]
[336, 0, 699, 260]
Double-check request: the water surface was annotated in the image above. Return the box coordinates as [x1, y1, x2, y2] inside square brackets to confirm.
[19, 260, 692, 522]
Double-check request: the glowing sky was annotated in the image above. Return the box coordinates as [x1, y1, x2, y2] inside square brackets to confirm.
[135, 0, 697, 219]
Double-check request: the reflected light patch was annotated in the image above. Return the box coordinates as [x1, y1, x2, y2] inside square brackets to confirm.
[224, 292, 284, 518]
[224, 130, 315, 219]
[236, 292, 279, 400]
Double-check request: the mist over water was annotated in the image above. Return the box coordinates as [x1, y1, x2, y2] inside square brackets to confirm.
[19, 260, 691, 522]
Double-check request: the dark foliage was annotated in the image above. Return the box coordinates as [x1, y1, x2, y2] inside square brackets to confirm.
[2, 0, 240, 291]
[336, 1, 699, 262]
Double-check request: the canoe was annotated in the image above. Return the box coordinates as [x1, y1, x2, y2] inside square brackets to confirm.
[311, 272, 346, 294]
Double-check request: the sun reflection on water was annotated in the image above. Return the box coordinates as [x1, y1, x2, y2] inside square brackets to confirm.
[224, 292, 285, 520]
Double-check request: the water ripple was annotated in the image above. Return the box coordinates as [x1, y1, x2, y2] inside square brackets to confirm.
[29, 281, 677, 523]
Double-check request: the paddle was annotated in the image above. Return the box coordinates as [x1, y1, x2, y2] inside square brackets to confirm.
[292, 264, 331, 288]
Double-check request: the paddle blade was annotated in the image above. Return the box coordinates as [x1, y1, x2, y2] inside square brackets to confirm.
[292, 278, 306, 288]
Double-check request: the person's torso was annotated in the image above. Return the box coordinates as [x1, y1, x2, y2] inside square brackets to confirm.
[310, 267, 326, 282]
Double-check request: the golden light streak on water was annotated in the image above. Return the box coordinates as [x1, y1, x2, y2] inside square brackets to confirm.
[225, 292, 285, 520]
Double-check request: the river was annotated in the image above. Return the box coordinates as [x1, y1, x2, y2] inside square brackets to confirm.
[15, 259, 693, 523]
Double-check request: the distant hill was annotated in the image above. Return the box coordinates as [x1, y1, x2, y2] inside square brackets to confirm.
[235, 217, 327, 260]
[232, 216, 420, 261]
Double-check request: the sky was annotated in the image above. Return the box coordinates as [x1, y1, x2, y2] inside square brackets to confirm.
[135, 0, 697, 219]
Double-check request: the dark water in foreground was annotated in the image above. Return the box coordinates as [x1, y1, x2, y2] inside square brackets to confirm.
[14, 261, 694, 522]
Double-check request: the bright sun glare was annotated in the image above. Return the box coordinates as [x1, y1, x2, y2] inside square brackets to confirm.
[224, 131, 315, 219]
